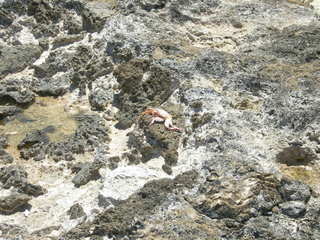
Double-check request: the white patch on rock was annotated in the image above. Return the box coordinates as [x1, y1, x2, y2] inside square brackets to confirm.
[15, 26, 38, 45]
[100, 165, 168, 201]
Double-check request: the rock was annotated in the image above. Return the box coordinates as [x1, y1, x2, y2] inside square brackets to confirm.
[0, 165, 28, 189]
[0, 44, 42, 78]
[81, 8, 105, 33]
[0, 85, 35, 105]
[0, 165, 47, 196]
[52, 34, 84, 49]
[279, 179, 311, 202]
[0, 148, 14, 164]
[279, 201, 306, 218]
[18, 130, 49, 160]
[89, 83, 113, 111]
[276, 146, 317, 166]
[114, 59, 176, 128]
[0, 106, 22, 119]
[67, 203, 86, 220]
[0, 8, 13, 26]
[0, 135, 8, 148]
[72, 161, 103, 187]
[0, 192, 31, 215]
[63, 170, 198, 239]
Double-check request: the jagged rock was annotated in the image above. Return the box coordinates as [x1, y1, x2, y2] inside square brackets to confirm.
[279, 201, 306, 218]
[18, 130, 49, 160]
[0, 165, 47, 196]
[89, 84, 113, 111]
[114, 59, 176, 128]
[276, 146, 317, 166]
[63, 170, 198, 239]
[0, 148, 14, 164]
[0, 44, 42, 78]
[0, 106, 22, 119]
[279, 179, 311, 202]
[67, 203, 86, 220]
[0, 135, 8, 148]
[0, 85, 35, 105]
[0, 8, 13, 26]
[81, 8, 105, 33]
[72, 161, 103, 187]
[0, 192, 31, 215]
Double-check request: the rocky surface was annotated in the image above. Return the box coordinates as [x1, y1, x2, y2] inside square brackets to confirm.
[0, 0, 320, 239]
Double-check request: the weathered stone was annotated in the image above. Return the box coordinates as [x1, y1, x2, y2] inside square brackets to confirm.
[72, 161, 103, 187]
[0, 148, 14, 164]
[0, 85, 35, 105]
[67, 203, 86, 220]
[0, 165, 47, 196]
[0, 106, 22, 120]
[279, 201, 306, 218]
[276, 146, 317, 166]
[0, 192, 31, 215]
[63, 170, 198, 239]
[279, 179, 311, 202]
[0, 8, 13, 26]
[0, 44, 42, 78]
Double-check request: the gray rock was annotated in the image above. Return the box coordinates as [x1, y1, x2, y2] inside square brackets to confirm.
[0, 148, 14, 164]
[0, 44, 42, 78]
[276, 146, 317, 166]
[0, 86, 35, 105]
[0, 8, 13, 26]
[279, 179, 311, 202]
[0, 106, 22, 119]
[279, 201, 306, 218]
[0, 165, 47, 196]
[0, 192, 31, 215]
[67, 203, 86, 220]
[72, 161, 103, 187]
[18, 130, 49, 160]
[0, 135, 8, 148]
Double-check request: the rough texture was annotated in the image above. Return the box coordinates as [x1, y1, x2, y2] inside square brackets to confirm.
[0, 0, 320, 240]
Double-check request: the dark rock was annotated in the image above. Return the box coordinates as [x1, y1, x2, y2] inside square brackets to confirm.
[63, 170, 198, 239]
[72, 161, 103, 187]
[279, 179, 311, 202]
[48, 114, 110, 162]
[34, 77, 69, 97]
[128, 105, 183, 166]
[0, 44, 42, 78]
[89, 84, 113, 111]
[195, 50, 232, 77]
[162, 164, 172, 175]
[0, 135, 8, 148]
[106, 41, 133, 63]
[279, 201, 306, 218]
[114, 59, 176, 128]
[0, 85, 35, 105]
[18, 130, 49, 160]
[0, 148, 14, 164]
[276, 146, 317, 166]
[0, 165, 28, 189]
[261, 25, 320, 64]
[81, 8, 105, 33]
[67, 203, 86, 220]
[27, 0, 61, 24]
[19, 182, 47, 197]
[0, 8, 14, 26]
[0, 165, 47, 196]
[0, 105, 22, 120]
[0, 192, 31, 215]
[192, 173, 283, 221]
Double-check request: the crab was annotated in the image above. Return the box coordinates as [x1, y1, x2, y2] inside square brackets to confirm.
[140, 108, 182, 132]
